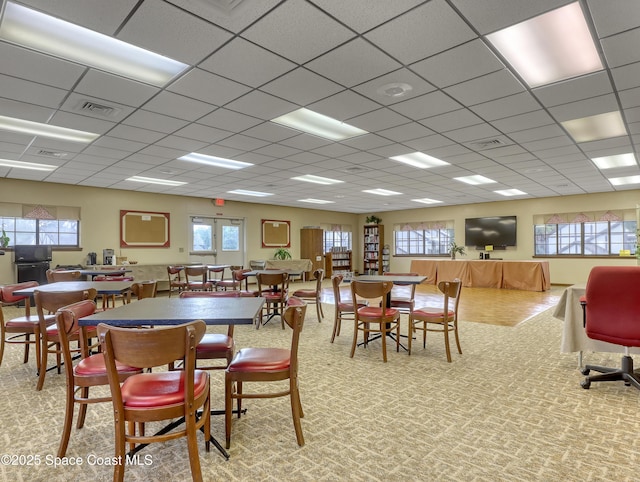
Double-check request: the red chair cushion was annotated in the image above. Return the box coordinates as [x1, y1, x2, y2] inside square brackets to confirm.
[196, 334, 233, 355]
[75, 354, 139, 376]
[358, 307, 399, 317]
[6, 315, 45, 328]
[413, 308, 455, 318]
[121, 370, 208, 408]
[292, 289, 317, 297]
[227, 348, 290, 373]
[263, 292, 286, 302]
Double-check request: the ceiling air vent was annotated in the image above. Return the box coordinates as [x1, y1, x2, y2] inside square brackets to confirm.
[343, 166, 369, 173]
[36, 149, 67, 158]
[470, 139, 504, 150]
[78, 101, 119, 117]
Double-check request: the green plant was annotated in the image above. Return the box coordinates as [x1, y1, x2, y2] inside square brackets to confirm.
[448, 241, 466, 257]
[366, 215, 382, 224]
[0, 228, 9, 249]
[273, 247, 292, 260]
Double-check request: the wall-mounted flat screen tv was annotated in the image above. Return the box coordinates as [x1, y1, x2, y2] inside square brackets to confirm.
[464, 216, 517, 247]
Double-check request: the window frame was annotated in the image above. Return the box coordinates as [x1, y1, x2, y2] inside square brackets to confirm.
[0, 217, 80, 248]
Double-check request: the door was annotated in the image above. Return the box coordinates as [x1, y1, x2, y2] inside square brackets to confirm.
[189, 216, 245, 268]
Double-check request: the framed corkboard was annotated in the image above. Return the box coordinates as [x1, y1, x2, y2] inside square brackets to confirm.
[120, 210, 170, 247]
[261, 219, 290, 248]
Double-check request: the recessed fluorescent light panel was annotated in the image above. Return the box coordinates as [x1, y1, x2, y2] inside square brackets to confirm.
[178, 153, 253, 170]
[127, 176, 186, 186]
[390, 152, 450, 168]
[494, 189, 527, 196]
[299, 198, 335, 204]
[487, 2, 602, 88]
[0, 2, 188, 87]
[362, 189, 402, 196]
[412, 198, 443, 204]
[608, 175, 640, 186]
[561, 111, 627, 143]
[291, 174, 344, 185]
[0, 159, 57, 171]
[271, 108, 368, 141]
[591, 153, 636, 170]
[0, 115, 99, 143]
[454, 175, 496, 185]
[227, 189, 273, 197]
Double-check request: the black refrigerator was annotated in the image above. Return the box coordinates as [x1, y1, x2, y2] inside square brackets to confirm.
[14, 245, 52, 285]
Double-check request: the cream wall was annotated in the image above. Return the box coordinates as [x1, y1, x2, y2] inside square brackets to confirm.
[1, 178, 638, 286]
[374, 190, 640, 285]
[0, 179, 358, 284]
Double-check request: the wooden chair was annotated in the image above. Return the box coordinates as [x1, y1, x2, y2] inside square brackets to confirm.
[225, 303, 307, 449]
[55, 300, 141, 457]
[47, 269, 82, 282]
[384, 272, 420, 315]
[94, 268, 134, 309]
[207, 265, 226, 289]
[408, 280, 463, 362]
[130, 280, 158, 300]
[167, 265, 187, 297]
[292, 268, 325, 321]
[179, 291, 236, 370]
[216, 266, 244, 291]
[0, 281, 44, 369]
[256, 271, 289, 329]
[34, 288, 98, 391]
[184, 265, 214, 291]
[350, 280, 400, 363]
[98, 320, 210, 482]
[330, 274, 367, 343]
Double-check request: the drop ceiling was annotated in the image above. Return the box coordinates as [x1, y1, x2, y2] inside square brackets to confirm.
[1, 0, 639, 213]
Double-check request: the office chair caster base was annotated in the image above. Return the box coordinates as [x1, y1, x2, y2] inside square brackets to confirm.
[581, 379, 591, 389]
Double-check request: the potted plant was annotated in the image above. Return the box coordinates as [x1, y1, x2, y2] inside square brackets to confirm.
[273, 247, 292, 260]
[0, 228, 9, 252]
[448, 241, 466, 260]
[366, 215, 382, 225]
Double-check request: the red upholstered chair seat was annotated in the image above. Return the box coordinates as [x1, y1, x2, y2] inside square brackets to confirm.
[6, 315, 47, 328]
[121, 370, 208, 408]
[291, 289, 315, 298]
[412, 308, 455, 319]
[358, 306, 399, 318]
[227, 347, 290, 373]
[196, 334, 233, 355]
[75, 354, 139, 376]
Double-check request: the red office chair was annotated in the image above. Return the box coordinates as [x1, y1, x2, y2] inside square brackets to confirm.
[580, 266, 640, 390]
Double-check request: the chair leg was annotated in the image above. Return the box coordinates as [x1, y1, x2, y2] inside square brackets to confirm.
[23, 334, 30, 364]
[185, 406, 204, 482]
[224, 374, 233, 449]
[36, 338, 49, 391]
[113, 418, 126, 482]
[76, 387, 89, 429]
[454, 323, 462, 355]
[289, 376, 305, 447]
[443, 324, 452, 362]
[58, 381, 75, 457]
[330, 311, 339, 343]
[407, 318, 413, 355]
[381, 323, 388, 363]
[350, 320, 358, 358]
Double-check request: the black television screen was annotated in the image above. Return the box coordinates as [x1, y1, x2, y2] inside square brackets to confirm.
[14, 244, 52, 263]
[464, 216, 517, 247]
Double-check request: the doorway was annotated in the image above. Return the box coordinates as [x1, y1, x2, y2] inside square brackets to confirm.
[189, 216, 245, 268]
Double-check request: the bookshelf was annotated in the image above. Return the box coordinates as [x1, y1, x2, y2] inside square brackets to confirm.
[325, 248, 352, 277]
[363, 224, 384, 274]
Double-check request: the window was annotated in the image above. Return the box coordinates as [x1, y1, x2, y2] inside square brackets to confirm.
[323, 229, 352, 253]
[221, 225, 239, 251]
[534, 220, 637, 256]
[0, 217, 79, 247]
[394, 227, 454, 256]
[192, 224, 212, 251]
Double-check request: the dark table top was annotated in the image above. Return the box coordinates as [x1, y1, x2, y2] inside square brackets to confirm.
[14, 280, 135, 295]
[353, 275, 428, 284]
[79, 296, 265, 326]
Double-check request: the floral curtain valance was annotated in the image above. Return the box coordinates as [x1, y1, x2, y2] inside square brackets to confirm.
[0, 202, 80, 220]
[393, 220, 454, 231]
[534, 209, 633, 225]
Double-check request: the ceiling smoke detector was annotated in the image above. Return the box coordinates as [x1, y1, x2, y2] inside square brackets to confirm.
[376, 83, 413, 98]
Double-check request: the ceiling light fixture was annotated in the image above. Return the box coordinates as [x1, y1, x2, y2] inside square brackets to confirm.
[454, 175, 497, 185]
[298, 198, 335, 204]
[178, 153, 253, 170]
[291, 174, 344, 185]
[412, 198, 443, 204]
[0, 115, 99, 143]
[0, 2, 189, 87]
[126, 176, 186, 186]
[494, 189, 527, 196]
[591, 153, 637, 170]
[561, 111, 627, 143]
[0, 158, 57, 171]
[487, 2, 602, 88]
[376, 82, 413, 98]
[390, 152, 450, 168]
[608, 175, 640, 186]
[271, 108, 368, 141]
[362, 188, 402, 196]
[227, 189, 273, 197]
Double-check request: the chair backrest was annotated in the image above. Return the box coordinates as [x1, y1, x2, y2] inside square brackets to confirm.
[0, 281, 38, 305]
[350, 280, 393, 310]
[131, 280, 157, 300]
[384, 272, 419, 298]
[98, 320, 206, 370]
[437, 280, 462, 318]
[48, 270, 82, 282]
[257, 271, 289, 294]
[185, 265, 206, 281]
[35, 289, 98, 323]
[282, 304, 307, 373]
[312, 269, 324, 291]
[208, 266, 226, 281]
[55, 300, 97, 363]
[331, 274, 344, 304]
[584, 266, 640, 346]
[167, 265, 184, 279]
